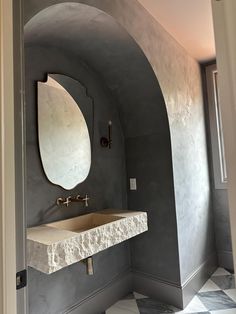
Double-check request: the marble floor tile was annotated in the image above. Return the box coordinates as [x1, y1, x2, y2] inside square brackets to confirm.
[212, 268, 231, 277]
[210, 309, 236, 314]
[184, 312, 210, 314]
[174, 296, 207, 314]
[198, 291, 236, 311]
[199, 279, 221, 293]
[224, 289, 236, 303]
[106, 306, 135, 314]
[133, 292, 148, 300]
[136, 298, 175, 314]
[211, 275, 235, 290]
[106, 269, 236, 314]
[106, 299, 139, 314]
[106, 307, 128, 314]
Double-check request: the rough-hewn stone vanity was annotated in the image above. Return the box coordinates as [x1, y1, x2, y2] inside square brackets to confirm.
[27, 210, 148, 274]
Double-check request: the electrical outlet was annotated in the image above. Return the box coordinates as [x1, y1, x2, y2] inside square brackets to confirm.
[130, 178, 137, 190]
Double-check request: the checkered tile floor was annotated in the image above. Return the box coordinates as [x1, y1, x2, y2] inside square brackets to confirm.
[106, 268, 236, 314]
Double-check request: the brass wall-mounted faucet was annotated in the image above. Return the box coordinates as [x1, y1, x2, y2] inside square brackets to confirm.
[56, 196, 72, 207]
[56, 194, 89, 207]
[71, 194, 89, 207]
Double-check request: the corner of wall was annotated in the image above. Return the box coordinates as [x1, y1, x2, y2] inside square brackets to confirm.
[182, 253, 217, 308]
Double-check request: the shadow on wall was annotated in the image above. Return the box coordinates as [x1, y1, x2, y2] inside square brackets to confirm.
[24, 2, 180, 313]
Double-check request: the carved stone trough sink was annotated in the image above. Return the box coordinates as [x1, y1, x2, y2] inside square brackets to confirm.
[27, 210, 148, 274]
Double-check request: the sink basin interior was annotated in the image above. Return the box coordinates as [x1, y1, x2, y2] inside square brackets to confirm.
[45, 213, 122, 233]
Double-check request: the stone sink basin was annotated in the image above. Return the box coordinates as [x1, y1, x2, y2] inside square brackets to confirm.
[27, 209, 148, 274]
[46, 213, 122, 233]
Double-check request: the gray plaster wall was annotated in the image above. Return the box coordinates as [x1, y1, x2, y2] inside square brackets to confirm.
[24, 0, 216, 285]
[76, 0, 215, 284]
[212, 190, 233, 269]
[25, 45, 130, 314]
[23, 1, 217, 312]
[127, 134, 180, 284]
[202, 64, 233, 270]
[24, 2, 181, 312]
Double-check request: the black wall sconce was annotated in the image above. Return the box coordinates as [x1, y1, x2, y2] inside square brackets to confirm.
[100, 120, 112, 149]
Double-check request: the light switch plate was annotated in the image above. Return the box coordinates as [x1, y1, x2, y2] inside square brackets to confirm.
[130, 178, 137, 190]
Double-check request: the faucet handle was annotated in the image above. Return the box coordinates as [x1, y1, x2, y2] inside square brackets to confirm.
[56, 196, 72, 207]
[56, 197, 64, 206]
[83, 194, 89, 207]
[64, 195, 72, 207]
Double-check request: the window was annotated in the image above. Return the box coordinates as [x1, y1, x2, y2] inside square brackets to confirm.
[205, 64, 227, 189]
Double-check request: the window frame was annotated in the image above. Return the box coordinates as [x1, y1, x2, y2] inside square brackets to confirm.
[205, 63, 227, 189]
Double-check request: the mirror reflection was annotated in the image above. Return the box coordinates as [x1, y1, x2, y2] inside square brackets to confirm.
[37, 74, 91, 190]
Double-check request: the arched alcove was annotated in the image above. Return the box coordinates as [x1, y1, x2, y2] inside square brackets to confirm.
[24, 2, 181, 313]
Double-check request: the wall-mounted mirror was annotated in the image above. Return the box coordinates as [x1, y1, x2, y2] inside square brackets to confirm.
[37, 74, 92, 190]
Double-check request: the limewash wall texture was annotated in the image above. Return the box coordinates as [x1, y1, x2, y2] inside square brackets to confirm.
[24, 3, 181, 312]
[25, 46, 130, 314]
[24, 0, 215, 305]
[81, 0, 215, 284]
[213, 189, 232, 269]
[62, 0, 216, 284]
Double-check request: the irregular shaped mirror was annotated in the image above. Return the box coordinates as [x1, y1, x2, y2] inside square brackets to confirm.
[37, 74, 91, 190]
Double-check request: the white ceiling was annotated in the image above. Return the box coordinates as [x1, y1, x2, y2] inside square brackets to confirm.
[137, 0, 215, 62]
